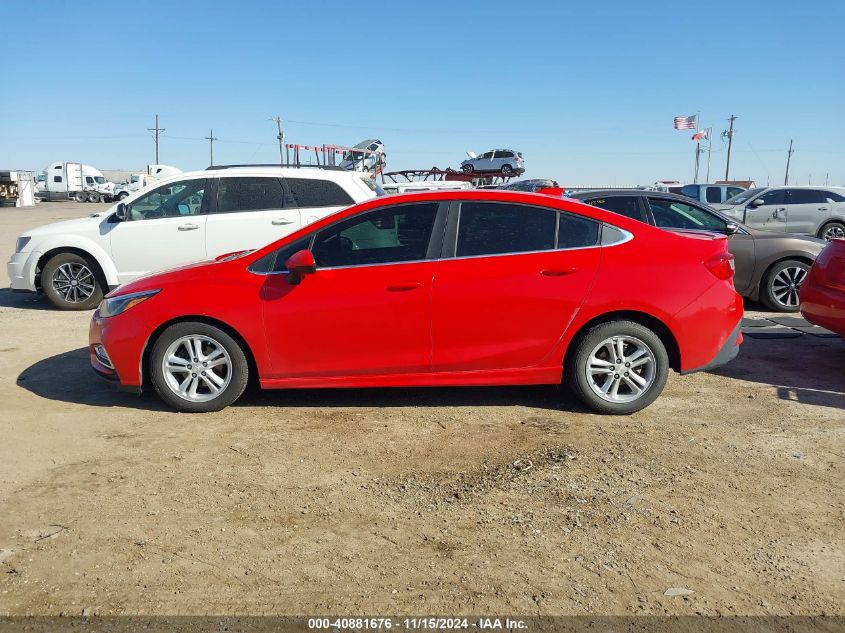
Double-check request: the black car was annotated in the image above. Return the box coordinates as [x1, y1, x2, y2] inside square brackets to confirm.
[568, 190, 826, 312]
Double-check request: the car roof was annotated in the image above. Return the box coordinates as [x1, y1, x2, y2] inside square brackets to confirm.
[163, 166, 363, 181]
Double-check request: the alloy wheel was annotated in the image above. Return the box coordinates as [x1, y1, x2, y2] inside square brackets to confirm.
[771, 266, 807, 308]
[51, 262, 96, 304]
[161, 335, 232, 403]
[585, 336, 656, 403]
[822, 225, 845, 241]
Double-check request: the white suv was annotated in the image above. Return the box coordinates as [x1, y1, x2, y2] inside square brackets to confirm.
[8, 166, 381, 310]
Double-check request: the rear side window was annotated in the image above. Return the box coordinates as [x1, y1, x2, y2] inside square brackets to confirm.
[557, 213, 600, 249]
[285, 177, 354, 208]
[786, 189, 826, 204]
[457, 202, 555, 257]
[823, 190, 845, 202]
[53, 176, 62, 183]
[584, 196, 645, 222]
[705, 187, 722, 203]
[216, 177, 284, 213]
[726, 186, 745, 199]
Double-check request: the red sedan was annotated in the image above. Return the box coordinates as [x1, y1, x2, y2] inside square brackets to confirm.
[89, 190, 743, 415]
[800, 238, 845, 337]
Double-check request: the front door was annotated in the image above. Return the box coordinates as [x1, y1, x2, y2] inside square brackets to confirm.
[260, 201, 442, 378]
[744, 189, 787, 232]
[109, 178, 208, 283]
[431, 201, 601, 372]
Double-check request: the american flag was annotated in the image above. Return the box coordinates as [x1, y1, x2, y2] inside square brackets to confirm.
[674, 115, 697, 130]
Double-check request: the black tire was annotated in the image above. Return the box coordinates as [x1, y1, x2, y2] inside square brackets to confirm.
[501, 164, 513, 175]
[760, 259, 809, 312]
[41, 252, 104, 311]
[565, 320, 669, 415]
[117, 191, 129, 201]
[150, 321, 249, 413]
[88, 192, 101, 203]
[73, 191, 87, 203]
[819, 221, 845, 241]
[462, 164, 474, 173]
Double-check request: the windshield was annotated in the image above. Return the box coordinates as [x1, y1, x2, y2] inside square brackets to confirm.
[725, 187, 765, 205]
[94, 176, 106, 184]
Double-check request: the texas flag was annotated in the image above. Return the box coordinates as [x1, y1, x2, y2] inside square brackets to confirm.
[692, 129, 709, 141]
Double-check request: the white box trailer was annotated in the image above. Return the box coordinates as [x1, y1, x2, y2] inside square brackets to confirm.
[36, 162, 116, 202]
[0, 171, 36, 207]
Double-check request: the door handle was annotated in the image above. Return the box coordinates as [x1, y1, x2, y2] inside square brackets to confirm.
[272, 218, 294, 225]
[541, 267, 578, 276]
[178, 223, 199, 231]
[386, 281, 421, 292]
[818, 207, 830, 211]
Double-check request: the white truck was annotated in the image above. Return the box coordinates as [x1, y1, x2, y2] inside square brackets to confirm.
[113, 164, 182, 200]
[36, 162, 116, 203]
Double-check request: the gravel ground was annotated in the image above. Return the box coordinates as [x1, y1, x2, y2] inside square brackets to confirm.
[0, 202, 842, 617]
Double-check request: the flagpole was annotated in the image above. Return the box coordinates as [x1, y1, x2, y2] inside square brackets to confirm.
[706, 127, 713, 182]
[693, 112, 701, 183]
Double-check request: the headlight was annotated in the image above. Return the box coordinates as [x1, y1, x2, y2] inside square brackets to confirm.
[98, 289, 160, 318]
[15, 236, 31, 252]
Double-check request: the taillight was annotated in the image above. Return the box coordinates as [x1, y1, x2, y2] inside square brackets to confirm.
[705, 252, 735, 280]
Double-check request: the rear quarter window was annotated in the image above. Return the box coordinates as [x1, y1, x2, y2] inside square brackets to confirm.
[584, 196, 645, 222]
[285, 178, 355, 207]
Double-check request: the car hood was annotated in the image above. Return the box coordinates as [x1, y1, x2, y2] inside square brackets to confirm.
[22, 212, 112, 238]
[106, 256, 235, 297]
[710, 204, 736, 212]
[747, 228, 826, 249]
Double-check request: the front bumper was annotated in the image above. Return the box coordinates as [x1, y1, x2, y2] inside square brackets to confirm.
[7, 250, 40, 292]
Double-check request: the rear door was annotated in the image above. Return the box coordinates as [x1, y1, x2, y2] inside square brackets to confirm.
[785, 189, 828, 235]
[430, 201, 601, 372]
[205, 176, 300, 257]
[285, 176, 356, 226]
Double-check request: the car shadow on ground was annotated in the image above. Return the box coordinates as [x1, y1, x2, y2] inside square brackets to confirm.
[17, 347, 588, 413]
[709, 336, 845, 409]
[0, 288, 55, 311]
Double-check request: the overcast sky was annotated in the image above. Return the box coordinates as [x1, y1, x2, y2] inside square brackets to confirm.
[2, 0, 843, 186]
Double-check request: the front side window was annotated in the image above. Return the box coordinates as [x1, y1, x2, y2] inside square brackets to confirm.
[53, 176, 62, 183]
[457, 202, 556, 257]
[311, 202, 439, 268]
[757, 189, 785, 206]
[85, 176, 94, 185]
[216, 177, 284, 213]
[584, 196, 645, 222]
[479, 151, 494, 159]
[726, 187, 765, 204]
[285, 177, 354, 208]
[647, 198, 727, 232]
[128, 179, 205, 220]
[705, 187, 722, 203]
[250, 235, 314, 273]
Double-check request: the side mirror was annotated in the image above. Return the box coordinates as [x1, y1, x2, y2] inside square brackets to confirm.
[115, 202, 128, 221]
[725, 222, 739, 235]
[285, 249, 316, 285]
[749, 198, 764, 208]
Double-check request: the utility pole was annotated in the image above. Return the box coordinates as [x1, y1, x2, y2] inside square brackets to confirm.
[272, 116, 284, 165]
[204, 128, 219, 166]
[784, 139, 794, 185]
[147, 114, 165, 164]
[723, 114, 736, 180]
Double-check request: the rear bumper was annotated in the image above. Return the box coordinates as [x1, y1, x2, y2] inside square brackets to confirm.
[800, 280, 845, 337]
[680, 321, 743, 374]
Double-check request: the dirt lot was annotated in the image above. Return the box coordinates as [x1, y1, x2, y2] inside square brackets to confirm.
[0, 202, 842, 617]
